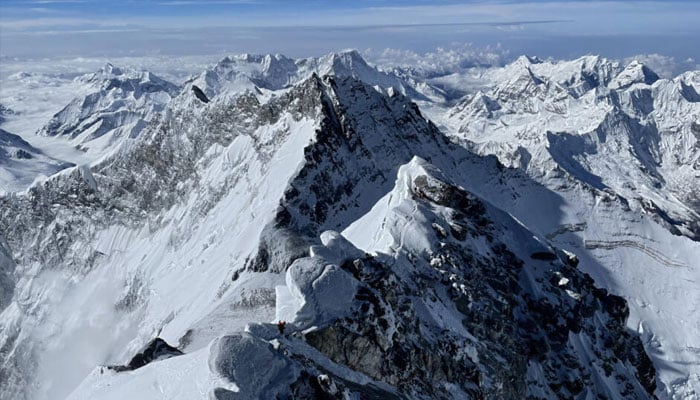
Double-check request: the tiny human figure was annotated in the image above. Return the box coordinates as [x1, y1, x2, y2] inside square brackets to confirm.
[277, 320, 286, 334]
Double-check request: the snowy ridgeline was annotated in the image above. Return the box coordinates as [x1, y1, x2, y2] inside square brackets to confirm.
[0, 50, 698, 400]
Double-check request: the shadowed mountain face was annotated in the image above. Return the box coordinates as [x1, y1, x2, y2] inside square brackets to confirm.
[0, 51, 698, 400]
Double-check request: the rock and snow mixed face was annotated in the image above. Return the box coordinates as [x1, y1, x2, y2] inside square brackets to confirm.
[37, 64, 179, 157]
[184, 49, 442, 103]
[434, 55, 700, 399]
[0, 50, 698, 400]
[439, 55, 700, 240]
[69, 153, 658, 399]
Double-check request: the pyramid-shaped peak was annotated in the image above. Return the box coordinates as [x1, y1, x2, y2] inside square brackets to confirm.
[337, 49, 365, 60]
[78, 63, 131, 85]
[514, 55, 543, 66]
[609, 60, 660, 89]
[626, 60, 660, 82]
[327, 49, 370, 68]
[98, 63, 123, 76]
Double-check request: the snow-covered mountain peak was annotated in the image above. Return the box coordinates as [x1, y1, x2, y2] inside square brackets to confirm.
[70, 62, 123, 85]
[609, 60, 660, 90]
[318, 49, 369, 74]
[488, 55, 622, 100]
[678, 69, 700, 86]
[78, 63, 174, 90]
[211, 52, 297, 88]
[671, 70, 700, 103]
[60, 131, 655, 398]
[95, 62, 123, 77]
[440, 53, 700, 242]
[513, 54, 543, 66]
[185, 52, 308, 98]
[37, 65, 179, 156]
[337, 156, 657, 398]
[186, 50, 440, 103]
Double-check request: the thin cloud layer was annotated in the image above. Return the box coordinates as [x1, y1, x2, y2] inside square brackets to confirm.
[1, 1, 699, 67]
[363, 43, 509, 75]
[2, 1, 699, 31]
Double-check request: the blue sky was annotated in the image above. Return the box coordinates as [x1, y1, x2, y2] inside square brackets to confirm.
[2, 0, 698, 30]
[1, 0, 699, 64]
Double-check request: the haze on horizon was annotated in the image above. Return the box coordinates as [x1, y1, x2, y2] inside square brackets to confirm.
[1, 0, 699, 75]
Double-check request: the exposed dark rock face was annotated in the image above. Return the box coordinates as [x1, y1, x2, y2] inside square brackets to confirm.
[288, 369, 403, 400]
[272, 75, 450, 235]
[295, 170, 657, 399]
[0, 237, 15, 311]
[108, 338, 183, 372]
[530, 251, 558, 261]
[192, 85, 210, 103]
[0, 129, 42, 159]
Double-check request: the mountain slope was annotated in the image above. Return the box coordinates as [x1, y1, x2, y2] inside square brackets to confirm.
[0, 71, 659, 400]
[185, 50, 442, 102]
[0, 73, 326, 400]
[71, 157, 656, 400]
[431, 55, 700, 399]
[2, 51, 699, 400]
[440, 56, 700, 240]
[0, 128, 73, 193]
[37, 64, 179, 156]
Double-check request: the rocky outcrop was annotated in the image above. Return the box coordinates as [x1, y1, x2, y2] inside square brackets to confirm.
[108, 338, 183, 372]
[260, 158, 657, 399]
[191, 85, 210, 103]
[0, 236, 15, 311]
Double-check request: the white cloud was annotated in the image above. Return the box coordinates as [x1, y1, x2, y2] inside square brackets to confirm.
[363, 43, 509, 76]
[0, 17, 103, 30]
